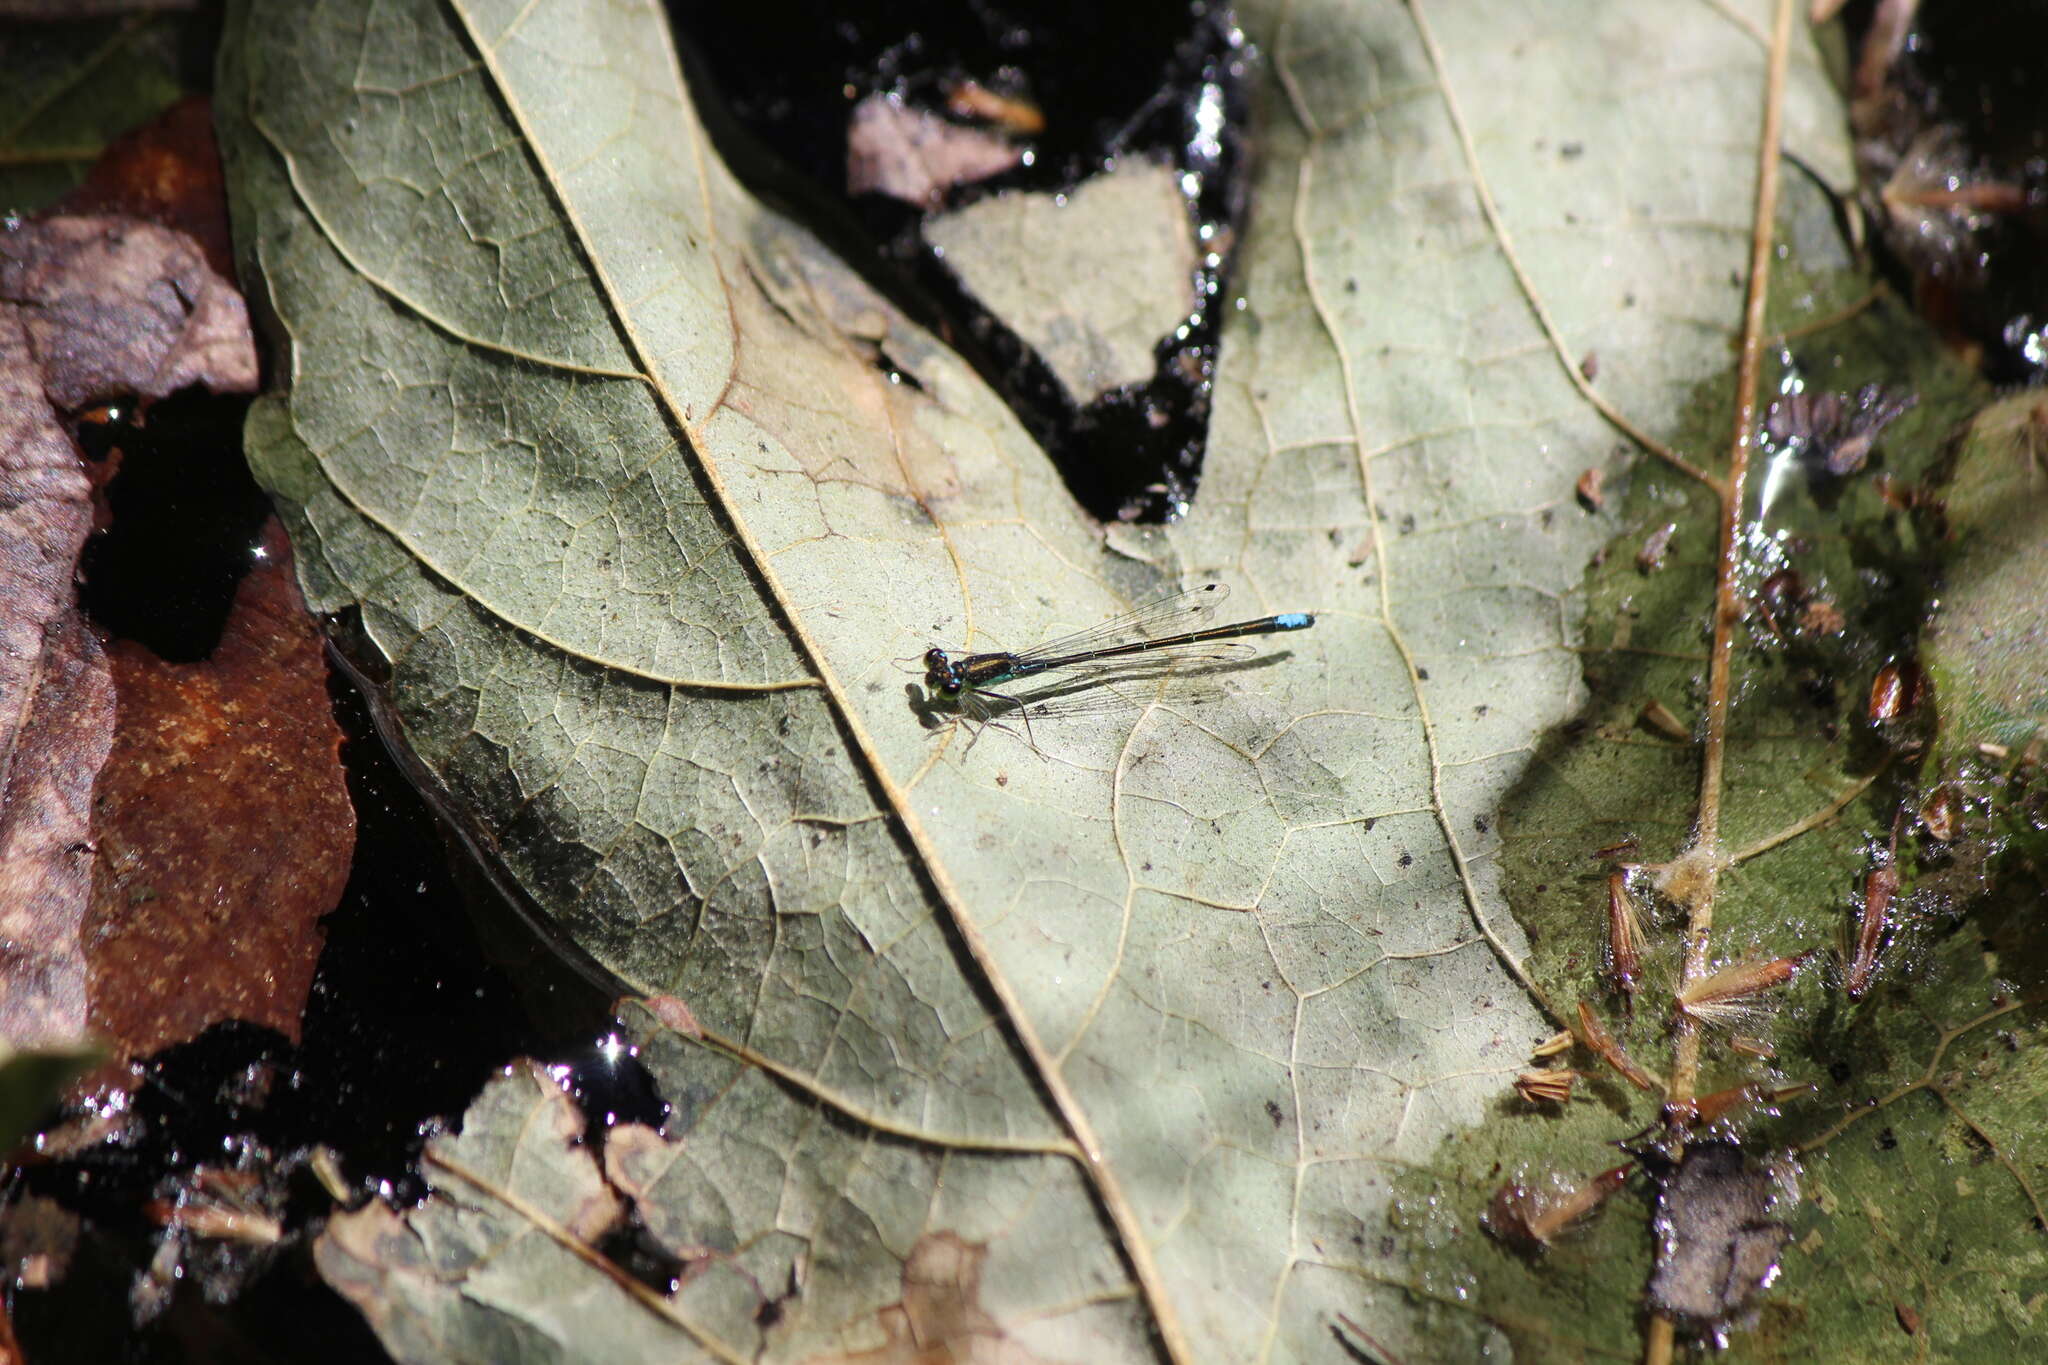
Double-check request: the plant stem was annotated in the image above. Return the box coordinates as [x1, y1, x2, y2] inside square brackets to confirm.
[1648, 1, 1795, 1361]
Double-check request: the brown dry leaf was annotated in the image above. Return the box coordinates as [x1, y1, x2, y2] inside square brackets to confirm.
[0, 215, 255, 410]
[60, 96, 234, 280]
[0, 246, 104, 1054]
[84, 518, 351, 1062]
[0, 209, 259, 1051]
[0, 610, 107, 1048]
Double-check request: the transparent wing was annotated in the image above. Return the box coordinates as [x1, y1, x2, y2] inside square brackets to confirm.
[1002, 583, 1231, 665]
[960, 643, 1251, 722]
[1017, 640, 1249, 689]
[967, 668, 1240, 724]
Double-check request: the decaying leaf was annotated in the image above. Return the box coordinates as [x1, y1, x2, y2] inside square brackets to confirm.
[59, 96, 236, 278]
[84, 520, 352, 1063]
[0, 612, 108, 1050]
[1426, 7, 2039, 1359]
[0, 288, 105, 1047]
[1644, 1141, 1796, 1336]
[0, 215, 255, 410]
[1924, 389, 2048, 762]
[1483, 1163, 1633, 1251]
[316, 1064, 712, 1365]
[0, 209, 256, 1052]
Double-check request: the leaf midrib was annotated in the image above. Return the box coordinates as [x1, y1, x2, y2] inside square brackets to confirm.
[443, 2, 1197, 1359]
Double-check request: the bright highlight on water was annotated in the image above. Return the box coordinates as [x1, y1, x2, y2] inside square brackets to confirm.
[922, 583, 1315, 720]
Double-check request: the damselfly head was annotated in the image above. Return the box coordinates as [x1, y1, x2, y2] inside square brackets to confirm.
[923, 648, 966, 698]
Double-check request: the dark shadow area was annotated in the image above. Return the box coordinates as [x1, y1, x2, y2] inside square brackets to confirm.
[9, 386, 652, 1363]
[76, 391, 275, 662]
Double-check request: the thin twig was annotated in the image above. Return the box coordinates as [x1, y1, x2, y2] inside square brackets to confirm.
[1727, 765, 1883, 865]
[1649, 2, 1796, 1361]
[1664, 0, 1794, 1130]
[1756, 284, 1885, 348]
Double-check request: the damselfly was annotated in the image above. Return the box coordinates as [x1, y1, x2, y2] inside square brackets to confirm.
[922, 583, 1315, 723]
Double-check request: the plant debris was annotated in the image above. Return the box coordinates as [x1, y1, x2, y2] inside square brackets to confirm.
[1866, 658, 1928, 723]
[1484, 1163, 1633, 1251]
[1515, 1068, 1578, 1105]
[1918, 783, 1958, 841]
[1672, 952, 1812, 1029]
[0, 210, 257, 1051]
[0, 216, 256, 411]
[1671, 1082, 1813, 1129]
[1603, 869, 1645, 1000]
[1845, 814, 1903, 999]
[1763, 385, 1917, 476]
[1637, 521, 1677, 573]
[944, 79, 1046, 137]
[1574, 999, 1657, 1092]
[1575, 466, 1605, 511]
[1638, 698, 1691, 742]
[85, 520, 352, 1064]
[1644, 1141, 1796, 1338]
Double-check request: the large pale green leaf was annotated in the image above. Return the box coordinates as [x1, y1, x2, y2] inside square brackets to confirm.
[207, 1, 2015, 1360]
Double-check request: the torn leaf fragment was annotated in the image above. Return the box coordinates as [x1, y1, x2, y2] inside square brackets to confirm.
[1645, 1141, 1797, 1340]
[1763, 384, 1916, 476]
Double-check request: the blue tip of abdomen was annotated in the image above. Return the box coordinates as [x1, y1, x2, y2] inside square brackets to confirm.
[1274, 612, 1315, 630]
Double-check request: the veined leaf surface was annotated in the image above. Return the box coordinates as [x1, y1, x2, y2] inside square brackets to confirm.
[215, 1, 1884, 1359]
